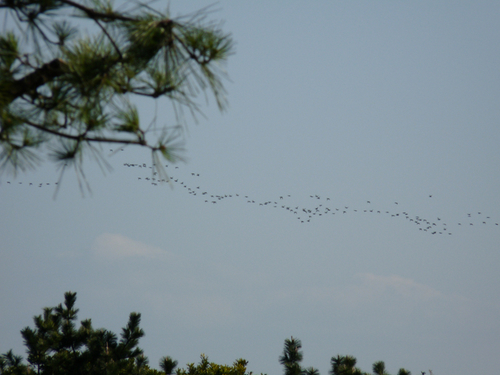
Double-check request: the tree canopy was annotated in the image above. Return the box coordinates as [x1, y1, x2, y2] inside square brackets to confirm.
[0, 291, 251, 375]
[278, 337, 413, 375]
[279, 336, 304, 375]
[0, 291, 151, 375]
[176, 354, 249, 375]
[0, 292, 423, 375]
[0, 0, 234, 182]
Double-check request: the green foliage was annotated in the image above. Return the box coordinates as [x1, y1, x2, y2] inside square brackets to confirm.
[303, 367, 320, 375]
[0, 295, 417, 375]
[0, 350, 30, 375]
[0, 291, 152, 375]
[0, 0, 234, 181]
[159, 356, 178, 375]
[279, 337, 303, 375]
[372, 361, 388, 375]
[176, 354, 249, 375]
[329, 355, 366, 375]
[279, 338, 416, 375]
[1, 291, 259, 375]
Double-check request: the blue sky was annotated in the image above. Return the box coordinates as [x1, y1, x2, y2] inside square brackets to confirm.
[1, 1, 500, 375]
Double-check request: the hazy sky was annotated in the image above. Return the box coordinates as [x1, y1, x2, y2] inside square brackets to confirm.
[1, 2, 500, 375]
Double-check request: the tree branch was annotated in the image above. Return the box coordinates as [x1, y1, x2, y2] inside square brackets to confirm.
[23, 119, 152, 147]
[9, 58, 67, 102]
[59, 0, 134, 22]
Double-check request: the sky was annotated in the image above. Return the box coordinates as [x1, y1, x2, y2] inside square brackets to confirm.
[1, 1, 500, 375]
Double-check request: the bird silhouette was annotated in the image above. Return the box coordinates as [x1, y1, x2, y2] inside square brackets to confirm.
[4, 162, 499, 237]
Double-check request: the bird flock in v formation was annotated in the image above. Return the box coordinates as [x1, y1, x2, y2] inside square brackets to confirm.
[3, 159, 499, 236]
[124, 162, 499, 236]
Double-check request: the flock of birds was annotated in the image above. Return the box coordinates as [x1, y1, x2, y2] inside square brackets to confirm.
[2, 181, 58, 187]
[2, 159, 499, 236]
[123, 162, 499, 236]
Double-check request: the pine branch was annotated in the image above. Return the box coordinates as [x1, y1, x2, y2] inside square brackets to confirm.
[8, 58, 67, 101]
[23, 119, 150, 147]
[58, 0, 134, 22]
[0, 0, 234, 179]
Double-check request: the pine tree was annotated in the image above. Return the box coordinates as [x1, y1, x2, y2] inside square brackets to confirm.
[329, 355, 365, 375]
[0, 291, 154, 375]
[176, 354, 249, 375]
[0, 0, 233, 183]
[1, 292, 259, 375]
[303, 367, 320, 375]
[372, 361, 388, 375]
[279, 337, 303, 375]
[0, 350, 30, 375]
[159, 356, 177, 375]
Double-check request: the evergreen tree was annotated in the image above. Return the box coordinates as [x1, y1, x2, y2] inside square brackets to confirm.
[279, 337, 303, 375]
[176, 354, 250, 375]
[330, 355, 366, 375]
[372, 361, 388, 375]
[371, 361, 411, 375]
[159, 356, 178, 375]
[1, 291, 259, 375]
[0, 350, 30, 375]
[0, 0, 233, 182]
[278, 337, 416, 375]
[302, 367, 320, 375]
[0, 291, 156, 375]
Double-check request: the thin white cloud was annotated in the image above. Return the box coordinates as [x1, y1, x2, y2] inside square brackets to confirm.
[353, 273, 443, 300]
[88, 234, 238, 327]
[267, 273, 470, 321]
[91, 233, 169, 260]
